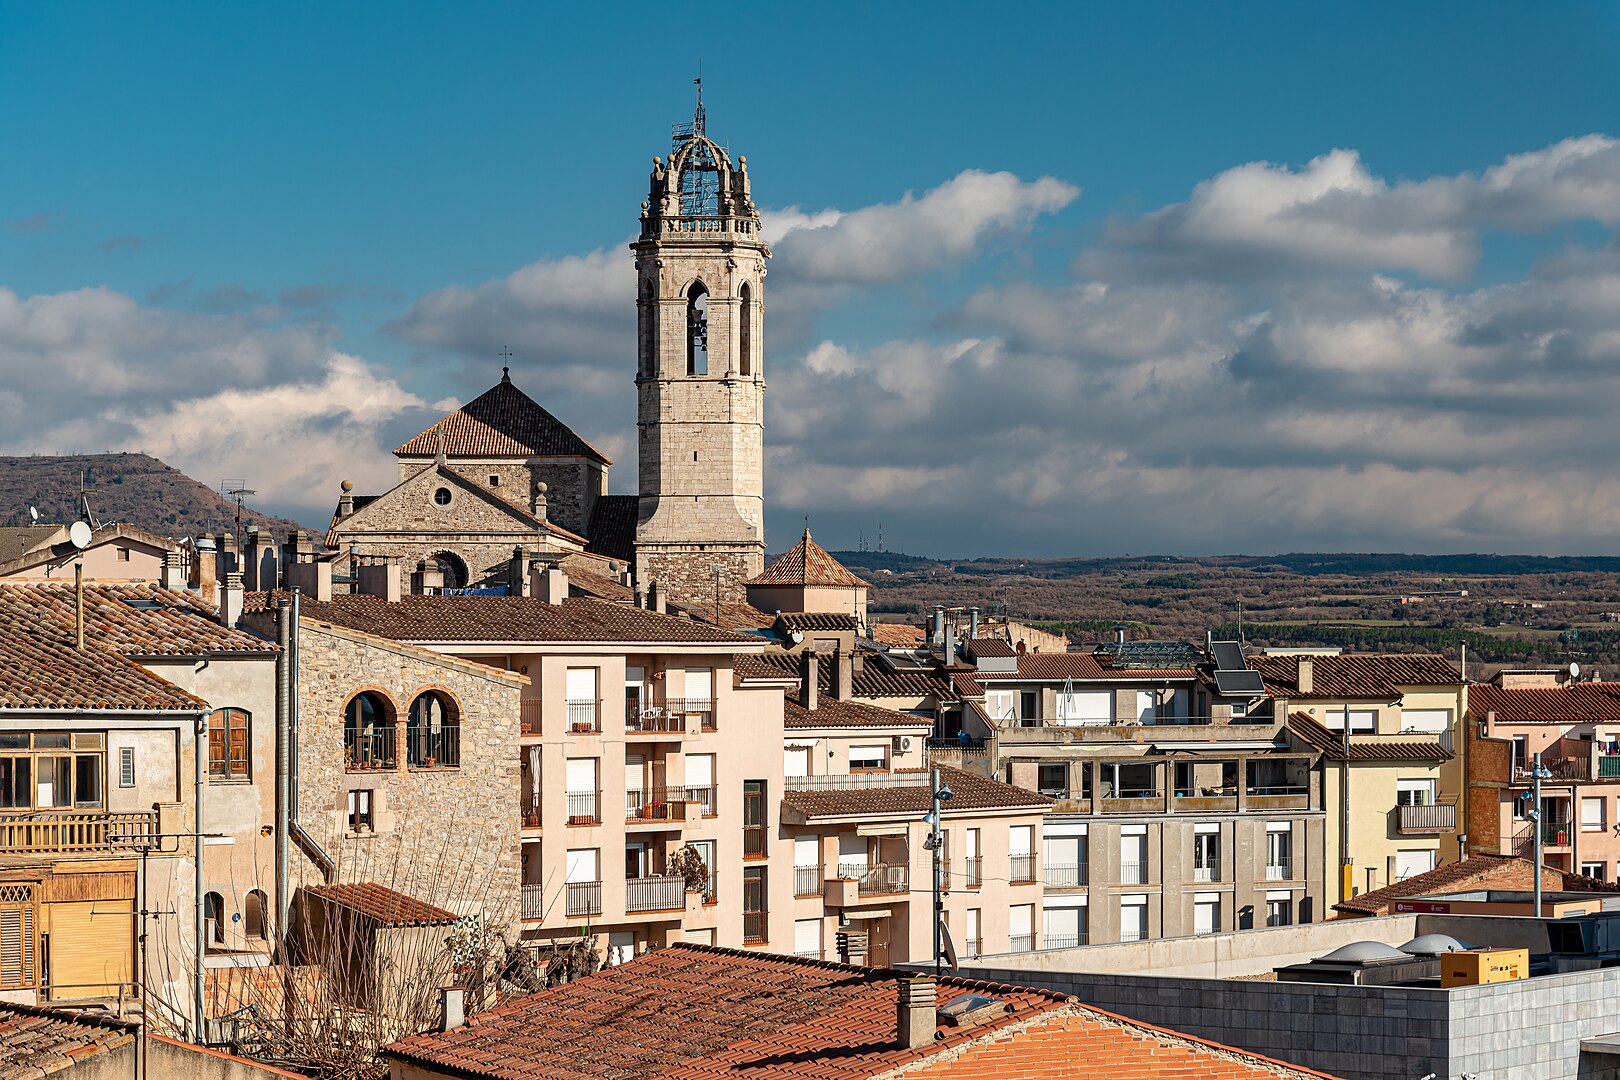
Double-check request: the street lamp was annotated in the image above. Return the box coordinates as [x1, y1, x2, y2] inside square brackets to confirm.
[923, 768, 953, 976]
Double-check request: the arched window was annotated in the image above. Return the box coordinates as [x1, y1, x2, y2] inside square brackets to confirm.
[204, 892, 225, 945]
[245, 889, 269, 940]
[407, 691, 460, 768]
[686, 282, 709, 376]
[431, 551, 468, 590]
[738, 282, 753, 377]
[344, 691, 396, 770]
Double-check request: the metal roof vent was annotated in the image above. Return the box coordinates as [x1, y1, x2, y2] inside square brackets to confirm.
[938, 992, 1012, 1029]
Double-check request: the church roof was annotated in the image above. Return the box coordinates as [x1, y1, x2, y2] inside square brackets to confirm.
[395, 372, 611, 464]
[746, 529, 870, 589]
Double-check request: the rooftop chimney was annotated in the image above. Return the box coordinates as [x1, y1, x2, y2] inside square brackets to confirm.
[833, 648, 853, 701]
[243, 527, 277, 591]
[439, 987, 466, 1032]
[648, 579, 665, 614]
[283, 558, 333, 602]
[193, 537, 218, 605]
[356, 560, 402, 602]
[943, 622, 957, 668]
[509, 546, 530, 598]
[968, 607, 980, 640]
[896, 975, 936, 1051]
[161, 551, 186, 591]
[931, 606, 945, 643]
[220, 572, 245, 628]
[1297, 657, 1314, 695]
[411, 560, 445, 596]
[802, 650, 819, 712]
[534, 561, 569, 604]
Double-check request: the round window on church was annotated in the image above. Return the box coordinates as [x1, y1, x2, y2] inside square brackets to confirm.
[433, 487, 452, 506]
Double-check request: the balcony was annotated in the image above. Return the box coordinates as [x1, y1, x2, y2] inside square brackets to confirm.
[666, 698, 716, 732]
[1244, 785, 1311, 811]
[520, 699, 543, 736]
[565, 790, 601, 826]
[794, 865, 822, 897]
[1174, 792, 1238, 813]
[855, 863, 909, 897]
[1192, 861, 1221, 883]
[624, 875, 686, 914]
[1009, 933, 1035, 952]
[964, 937, 983, 958]
[925, 736, 989, 766]
[626, 787, 687, 825]
[566, 880, 602, 917]
[1602, 756, 1620, 779]
[964, 857, 982, 888]
[519, 799, 542, 830]
[406, 724, 460, 768]
[566, 699, 600, 734]
[1396, 802, 1458, 834]
[1120, 860, 1148, 885]
[1098, 794, 1164, 815]
[1265, 859, 1293, 881]
[345, 727, 396, 772]
[743, 824, 766, 859]
[683, 786, 717, 816]
[1043, 934, 1086, 950]
[1044, 863, 1087, 887]
[520, 883, 547, 920]
[0, 810, 157, 853]
[1009, 854, 1036, 884]
[743, 912, 767, 945]
[625, 705, 686, 737]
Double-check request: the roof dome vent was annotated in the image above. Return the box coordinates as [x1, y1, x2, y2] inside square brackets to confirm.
[1320, 941, 1408, 963]
[1400, 934, 1471, 956]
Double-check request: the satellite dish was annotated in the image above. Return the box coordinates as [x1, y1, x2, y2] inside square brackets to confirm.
[68, 521, 93, 550]
[1571, 662, 1582, 680]
[27, 506, 38, 523]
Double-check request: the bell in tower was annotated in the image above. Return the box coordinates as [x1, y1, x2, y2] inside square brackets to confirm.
[630, 87, 769, 610]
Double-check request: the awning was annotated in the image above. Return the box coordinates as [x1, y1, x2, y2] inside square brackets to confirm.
[842, 908, 893, 920]
[1151, 741, 1282, 753]
[856, 823, 909, 837]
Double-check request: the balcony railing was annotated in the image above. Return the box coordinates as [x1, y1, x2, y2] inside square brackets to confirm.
[1120, 860, 1148, 885]
[854, 863, 909, 897]
[566, 790, 601, 825]
[566, 699, 601, 734]
[1396, 802, 1458, 834]
[0, 810, 157, 853]
[345, 726, 396, 771]
[520, 883, 547, 920]
[520, 800, 542, 829]
[1193, 861, 1221, 883]
[1601, 756, 1620, 779]
[1044, 863, 1087, 887]
[406, 723, 460, 768]
[964, 857, 982, 887]
[684, 786, 717, 816]
[566, 880, 602, 917]
[1009, 933, 1035, 952]
[1266, 859, 1293, 881]
[626, 787, 687, 824]
[794, 865, 822, 897]
[625, 875, 686, 914]
[520, 699, 543, 736]
[667, 698, 717, 732]
[626, 706, 686, 735]
[1009, 854, 1036, 884]
[743, 825, 765, 858]
[1042, 934, 1086, 950]
[964, 937, 983, 958]
[743, 912, 766, 945]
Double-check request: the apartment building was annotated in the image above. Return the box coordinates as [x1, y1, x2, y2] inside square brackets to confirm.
[1256, 651, 1467, 898]
[1466, 669, 1620, 880]
[283, 561, 791, 963]
[965, 640, 1326, 943]
[0, 583, 277, 1034]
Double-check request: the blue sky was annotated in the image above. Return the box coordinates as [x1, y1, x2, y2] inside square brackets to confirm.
[4, 3, 1620, 556]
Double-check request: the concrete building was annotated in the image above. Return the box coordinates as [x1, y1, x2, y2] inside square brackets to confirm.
[1467, 668, 1620, 880]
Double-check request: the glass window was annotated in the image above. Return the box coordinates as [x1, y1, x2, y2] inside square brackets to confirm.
[1583, 797, 1607, 830]
[1037, 763, 1068, 798]
[849, 745, 887, 772]
[347, 790, 373, 832]
[784, 746, 808, 778]
[1194, 895, 1220, 935]
[209, 709, 251, 781]
[1396, 779, 1437, 806]
[407, 692, 459, 768]
[344, 693, 395, 769]
[743, 780, 766, 857]
[1266, 897, 1292, 927]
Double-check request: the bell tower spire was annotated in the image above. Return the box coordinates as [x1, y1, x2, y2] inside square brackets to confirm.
[631, 93, 769, 607]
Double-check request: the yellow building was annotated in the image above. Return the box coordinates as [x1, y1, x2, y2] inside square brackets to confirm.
[1257, 652, 1466, 901]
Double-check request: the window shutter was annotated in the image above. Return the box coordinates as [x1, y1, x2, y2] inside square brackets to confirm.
[229, 721, 249, 778]
[0, 890, 36, 990]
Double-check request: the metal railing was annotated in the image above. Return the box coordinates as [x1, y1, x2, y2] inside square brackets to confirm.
[1009, 934, 1035, 952]
[794, 865, 822, 897]
[520, 800, 541, 829]
[626, 707, 686, 735]
[566, 699, 600, 733]
[565, 790, 600, 825]
[1193, 861, 1221, 883]
[964, 857, 982, 887]
[1266, 859, 1293, 881]
[965, 938, 983, 957]
[796, 948, 823, 960]
[1120, 860, 1148, 884]
[1397, 802, 1458, 833]
[667, 698, 716, 732]
[1601, 756, 1620, 779]
[1044, 863, 1086, 887]
[743, 824, 765, 858]
[566, 880, 602, 917]
[625, 875, 686, 913]
[1042, 934, 1086, 950]
[0, 810, 156, 852]
[626, 787, 687, 823]
[743, 912, 766, 944]
[1120, 928, 1146, 943]
[856, 863, 909, 896]
[406, 723, 459, 768]
[1009, 854, 1036, 883]
[684, 786, 717, 816]
[520, 699, 543, 735]
[520, 883, 546, 920]
[345, 725, 395, 770]
[1245, 785, 1310, 797]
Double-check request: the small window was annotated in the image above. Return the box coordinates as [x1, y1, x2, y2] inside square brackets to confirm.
[686, 282, 709, 376]
[1396, 779, 1436, 806]
[489, 474, 501, 487]
[204, 892, 225, 945]
[118, 747, 135, 788]
[849, 745, 888, 772]
[208, 709, 251, 781]
[116, 547, 131, 562]
[348, 789, 374, 833]
[433, 487, 452, 506]
[1582, 861, 1607, 881]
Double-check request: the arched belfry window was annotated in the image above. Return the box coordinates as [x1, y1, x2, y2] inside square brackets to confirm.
[739, 282, 753, 377]
[687, 282, 709, 376]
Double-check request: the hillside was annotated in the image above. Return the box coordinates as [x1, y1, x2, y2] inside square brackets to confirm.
[0, 453, 308, 540]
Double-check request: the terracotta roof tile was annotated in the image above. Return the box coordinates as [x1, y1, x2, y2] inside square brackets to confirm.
[0, 1004, 136, 1074]
[1332, 853, 1620, 916]
[748, 529, 870, 588]
[784, 696, 931, 730]
[750, 652, 956, 701]
[0, 525, 63, 564]
[382, 944, 1067, 1079]
[779, 612, 862, 632]
[1253, 653, 1462, 699]
[870, 623, 926, 648]
[293, 594, 761, 646]
[1286, 711, 1452, 761]
[304, 883, 458, 927]
[395, 376, 610, 463]
[966, 637, 1015, 658]
[781, 766, 1052, 819]
[1469, 682, 1620, 722]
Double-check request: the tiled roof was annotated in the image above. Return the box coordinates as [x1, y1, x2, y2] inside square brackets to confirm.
[785, 695, 930, 729]
[0, 584, 275, 657]
[747, 529, 870, 588]
[0, 1004, 136, 1074]
[304, 883, 458, 927]
[293, 594, 761, 646]
[782, 766, 1052, 819]
[395, 375, 610, 463]
[1286, 712, 1452, 761]
[585, 493, 639, 563]
[1469, 682, 1620, 722]
[0, 525, 65, 563]
[993, 653, 1196, 682]
[870, 622, 926, 648]
[750, 652, 956, 701]
[1333, 853, 1620, 916]
[966, 637, 1016, 658]
[557, 554, 635, 603]
[1252, 653, 1462, 699]
[779, 612, 861, 632]
[381, 944, 1067, 1080]
[677, 599, 778, 631]
[735, 654, 800, 683]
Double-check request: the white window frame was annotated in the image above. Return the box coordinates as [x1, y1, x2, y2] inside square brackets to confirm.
[849, 744, 888, 772]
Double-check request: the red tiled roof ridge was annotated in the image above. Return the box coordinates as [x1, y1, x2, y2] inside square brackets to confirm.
[394, 377, 610, 463]
[1332, 851, 1620, 916]
[1470, 681, 1620, 722]
[1055, 1000, 1343, 1080]
[747, 528, 871, 588]
[295, 617, 527, 686]
[304, 882, 458, 926]
[1286, 711, 1453, 761]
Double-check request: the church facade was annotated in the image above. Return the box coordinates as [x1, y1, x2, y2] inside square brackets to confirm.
[328, 100, 767, 604]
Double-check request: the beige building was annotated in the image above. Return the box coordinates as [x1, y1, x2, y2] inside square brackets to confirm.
[1256, 652, 1467, 900]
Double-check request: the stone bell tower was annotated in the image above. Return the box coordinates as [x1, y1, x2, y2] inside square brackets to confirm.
[631, 89, 768, 607]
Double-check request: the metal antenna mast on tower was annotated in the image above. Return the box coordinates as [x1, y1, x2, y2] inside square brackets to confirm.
[223, 481, 256, 553]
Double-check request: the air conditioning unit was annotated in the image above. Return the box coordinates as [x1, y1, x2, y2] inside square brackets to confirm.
[894, 736, 913, 753]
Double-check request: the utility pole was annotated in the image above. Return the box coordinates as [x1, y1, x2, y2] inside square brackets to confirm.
[1340, 702, 1352, 903]
[1529, 752, 1552, 914]
[924, 769, 953, 976]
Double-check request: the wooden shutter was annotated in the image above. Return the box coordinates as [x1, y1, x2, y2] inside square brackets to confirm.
[229, 714, 249, 779]
[0, 886, 37, 990]
[49, 900, 132, 998]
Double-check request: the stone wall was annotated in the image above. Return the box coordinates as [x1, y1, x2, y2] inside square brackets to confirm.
[636, 546, 762, 608]
[291, 620, 524, 933]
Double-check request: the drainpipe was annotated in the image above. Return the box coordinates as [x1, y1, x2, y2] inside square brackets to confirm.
[275, 600, 292, 938]
[194, 708, 207, 1042]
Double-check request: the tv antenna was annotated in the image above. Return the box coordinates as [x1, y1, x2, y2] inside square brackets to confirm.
[76, 469, 100, 528]
[221, 480, 256, 552]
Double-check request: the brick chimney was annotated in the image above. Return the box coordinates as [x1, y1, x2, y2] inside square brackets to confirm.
[219, 572, 244, 628]
[833, 648, 853, 701]
[801, 650, 819, 712]
[896, 975, 936, 1050]
[355, 560, 401, 602]
[1298, 657, 1314, 695]
[533, 562, 569, 604]
[193, 537, 218, 605]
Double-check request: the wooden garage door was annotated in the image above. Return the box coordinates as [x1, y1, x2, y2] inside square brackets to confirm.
[49, 900, 132, 999]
